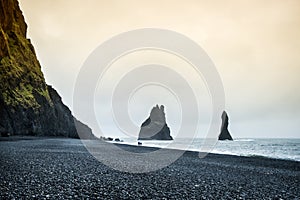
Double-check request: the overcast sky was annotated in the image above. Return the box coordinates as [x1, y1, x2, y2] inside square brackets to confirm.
[19, 0, 300, 138]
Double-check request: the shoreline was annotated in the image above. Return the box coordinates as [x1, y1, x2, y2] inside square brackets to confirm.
[1, 136, 299, 163]
[114, 141, 300, 163]
[109, 138, 300, 162]
[111, 141, 300, 165]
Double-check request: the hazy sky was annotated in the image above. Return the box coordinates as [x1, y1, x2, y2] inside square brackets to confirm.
[19, 0, 300, 138]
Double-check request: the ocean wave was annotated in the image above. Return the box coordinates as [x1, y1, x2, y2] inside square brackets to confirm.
[233, 139, 255, 142]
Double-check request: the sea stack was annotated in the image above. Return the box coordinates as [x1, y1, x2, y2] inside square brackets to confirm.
[218, 111, 233, 140]
[138, 105, 173, 140]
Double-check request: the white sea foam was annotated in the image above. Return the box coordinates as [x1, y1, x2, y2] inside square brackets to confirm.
[116, 138, 300, 161]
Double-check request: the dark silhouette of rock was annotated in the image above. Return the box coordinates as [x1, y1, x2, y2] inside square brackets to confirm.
[218, 111, 233, 140]
[74, 118, 95, 139]
[99, 136, 115, 141]
[0, 0, 95, 139]
[115, 138, 122, 142]
[138, 105, 173, 140]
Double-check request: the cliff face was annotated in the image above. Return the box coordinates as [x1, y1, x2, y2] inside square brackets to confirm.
[0, 0, 94, 139]
[138, 105, 173, 140]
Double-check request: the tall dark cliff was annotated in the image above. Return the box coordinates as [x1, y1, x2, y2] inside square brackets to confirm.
[0, 0, 95, 139]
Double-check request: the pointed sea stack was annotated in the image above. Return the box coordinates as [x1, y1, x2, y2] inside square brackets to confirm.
[218, 111, 233, 140]
[138, 105, 173, 140]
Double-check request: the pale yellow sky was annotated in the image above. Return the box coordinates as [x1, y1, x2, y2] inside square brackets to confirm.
[19, 0, 300, 138]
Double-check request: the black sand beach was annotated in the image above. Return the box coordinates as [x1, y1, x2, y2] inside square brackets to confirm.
[0, 138, 299, 199]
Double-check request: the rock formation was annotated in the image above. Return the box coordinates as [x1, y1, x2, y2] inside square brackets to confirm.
[138, 105, 173, 140]
[218, 111, 233, 140]
[0, 0, 95, 139]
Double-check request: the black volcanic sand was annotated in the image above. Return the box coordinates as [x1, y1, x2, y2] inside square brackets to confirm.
[0, 138, 299, 199]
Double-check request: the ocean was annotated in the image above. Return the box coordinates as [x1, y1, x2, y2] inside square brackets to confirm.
[114, 138, 300, 161]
